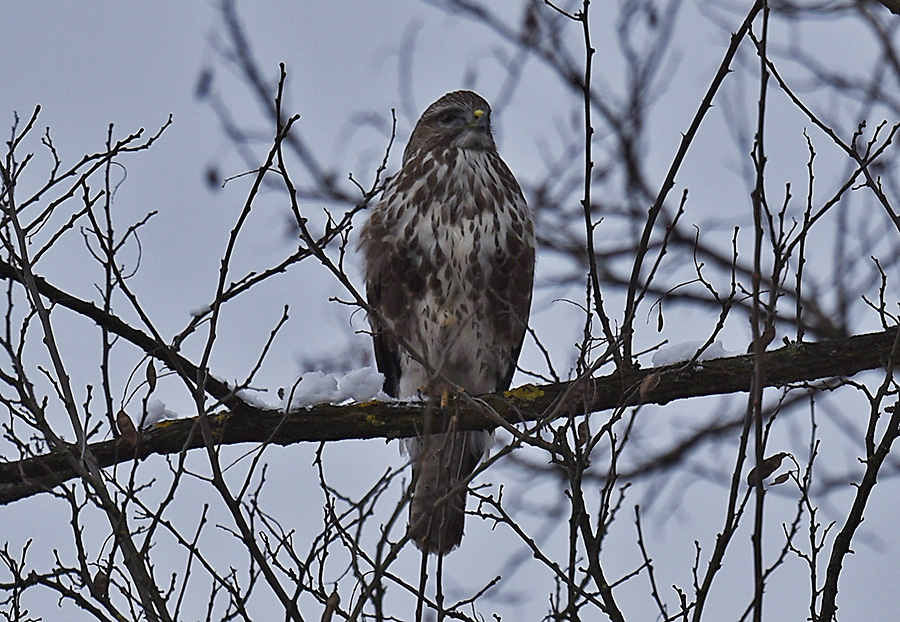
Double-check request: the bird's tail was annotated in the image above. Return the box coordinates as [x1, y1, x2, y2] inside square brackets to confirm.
[407, 430, 488, 554]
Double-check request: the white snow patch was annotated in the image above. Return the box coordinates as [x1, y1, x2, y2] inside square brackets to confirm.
[292, 371, 340, 407]
[189, 304, 211, 318]
[139, 369, 387, 424]
[290, 367, 386, 408]
[339, 367, 386, 403]
[235, 388, 276, 410]
[652, 340, 732, 367]
[142, 399, 178, 428]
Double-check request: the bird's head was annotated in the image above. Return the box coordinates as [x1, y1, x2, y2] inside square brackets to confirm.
[403, 90, 497, 162]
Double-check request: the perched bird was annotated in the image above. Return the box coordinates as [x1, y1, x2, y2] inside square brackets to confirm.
[360, 90, 535, 554]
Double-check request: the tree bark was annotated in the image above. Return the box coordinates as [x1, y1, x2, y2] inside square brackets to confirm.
[2, 325, 895, 504]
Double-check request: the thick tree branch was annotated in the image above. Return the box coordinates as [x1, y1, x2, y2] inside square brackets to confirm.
[1, 324, 896, 504]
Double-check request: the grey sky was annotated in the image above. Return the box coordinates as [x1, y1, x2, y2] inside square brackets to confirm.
[2, 1, 899, 620]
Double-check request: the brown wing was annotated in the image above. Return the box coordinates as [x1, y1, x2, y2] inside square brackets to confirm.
[359, 198, 423, 399]
[496, 244, 535, 391]
[487, 159, 536, 392]
[367, 276, 402, 398]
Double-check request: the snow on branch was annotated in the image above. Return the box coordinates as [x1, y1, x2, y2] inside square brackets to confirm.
[2, 326, 897, 505]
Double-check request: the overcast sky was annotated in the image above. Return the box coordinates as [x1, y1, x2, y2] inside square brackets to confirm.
[2, 1, 899, 620]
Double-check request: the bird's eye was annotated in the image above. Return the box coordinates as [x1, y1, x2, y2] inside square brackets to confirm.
[438, 111, 457, 124]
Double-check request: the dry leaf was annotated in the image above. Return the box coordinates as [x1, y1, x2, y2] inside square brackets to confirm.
[92, 569, 109, 597]
[321, 590, 340, 622]
[146, 361, 157, 393]
[771, 472, 791, 485]
[576, 420, 590, 448]
[640, 373, 661, 400]
[746, 452, 789, 486]
[116, 409, 139, 450]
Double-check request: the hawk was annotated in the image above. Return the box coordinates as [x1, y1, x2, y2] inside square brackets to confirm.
[360, 90, 535, 554]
